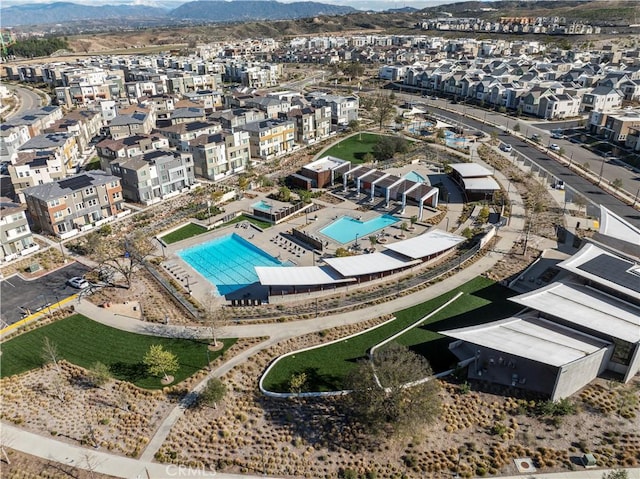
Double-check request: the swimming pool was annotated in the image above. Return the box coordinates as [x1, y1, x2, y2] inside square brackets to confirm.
[321, 214, 399, 244]
[178, 233, 282, 296]
[252, 200, 273, 213]
[404, 170, 426, 183]
[445, 130, 468, 149]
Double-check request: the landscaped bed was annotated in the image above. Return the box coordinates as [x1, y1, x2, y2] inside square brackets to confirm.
[261, 277, 519, 393]
[0, 314, 235, 389]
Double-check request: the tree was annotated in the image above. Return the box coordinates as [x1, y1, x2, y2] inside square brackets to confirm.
[368, 93, 395, 130]
[513, 123, 521, 133]
[410, 215, 418, 228]
[199, 377, 227, 408]
[42, 336, 62, 375]
[143, 345, 179, 383]
[93, 232, 154, 289]
[87, 361, 112, 387]
[344, 343, 440, 435]
[368, 235, 377, 250]
[362, 152, 375, 163]
[202, 291, 228, 349]
[478, 205, 490, 224]
[289, 372, 308, 394]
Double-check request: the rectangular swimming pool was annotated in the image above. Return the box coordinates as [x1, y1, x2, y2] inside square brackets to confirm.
[177, 233, 283, 296]
[321, 214, 399, 244]
[252, 200, 273, 213]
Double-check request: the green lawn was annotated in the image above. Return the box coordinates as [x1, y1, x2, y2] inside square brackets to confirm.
[261, 277, 519, 393]
[161, 223, 208, 244]
[0, 314, 236, 389]
[323, 133, 384, 164]
[84, 156, 102, 171]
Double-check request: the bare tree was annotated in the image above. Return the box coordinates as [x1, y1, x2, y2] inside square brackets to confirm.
[41, 336, 62, 375]
[93, 232, 154, 289]
[202, 291, 228, 349]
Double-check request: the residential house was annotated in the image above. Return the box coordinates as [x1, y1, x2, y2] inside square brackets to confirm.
[8, 152, 68, 203]
[581, 86, 624, 113]
[97, 134, 170, 172]
[189, 129, 251, 181]
[539, 93, 580, 120]
[43, 109, 103, 154]
[18, 132, 79, 170]
[183, 90, 224, 112]
[108, 110, 155, 140]
[306, 92, 359, 126]
[109, 150, 196, 204]
[245, 96, 291, 119]
[24, 170, 125, 237]
[239, 118, 296, 160]
[280, 106, 332, 145]
[208, 108, 266, 130]
[0, 123, 31, 164]
[0, 203, 38, 261]
[4, 106, 63, 138]
[155, 121, 221, 152]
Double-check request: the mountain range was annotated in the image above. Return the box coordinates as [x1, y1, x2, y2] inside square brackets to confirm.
[0, 1, 357, 27]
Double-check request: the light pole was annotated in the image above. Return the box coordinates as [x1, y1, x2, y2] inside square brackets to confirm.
[634, 187, 640, 207]
[355, 233, 359, 249]
[58, 240, 66, 263]
[444, 216, 450, 232]
[597, 158, 605, 186]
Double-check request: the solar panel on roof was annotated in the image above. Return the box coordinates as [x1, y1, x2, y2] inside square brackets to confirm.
[58, 175, 93, 191]
[578, 255, 640, 293]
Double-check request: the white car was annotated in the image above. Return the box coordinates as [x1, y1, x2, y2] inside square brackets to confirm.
[67, 276, 89, 289]
[500, 144, 512, 152]
[549, 143, 561, 152]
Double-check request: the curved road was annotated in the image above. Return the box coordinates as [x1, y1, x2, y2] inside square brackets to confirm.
[407, 98, 640, 227]
[5, 84, 47, 119]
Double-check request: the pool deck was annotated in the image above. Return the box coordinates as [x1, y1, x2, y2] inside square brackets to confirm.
[159, 161, 462, 303]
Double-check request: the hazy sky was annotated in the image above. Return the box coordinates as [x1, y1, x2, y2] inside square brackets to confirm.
[1, 0, 461, 10]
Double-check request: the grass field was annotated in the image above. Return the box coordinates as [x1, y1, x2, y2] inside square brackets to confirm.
[323, 133, 383, 164]
[227, 214, 272, 229]
[0, 315, 236, 389]
[161, 223, 208, 244]
[261, 277, 519, 393]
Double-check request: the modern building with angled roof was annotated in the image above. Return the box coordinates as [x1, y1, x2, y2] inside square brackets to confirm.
[442, 205, 640, 400]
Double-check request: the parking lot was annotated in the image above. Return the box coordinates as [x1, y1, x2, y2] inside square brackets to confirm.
[0, 262, 90, 327]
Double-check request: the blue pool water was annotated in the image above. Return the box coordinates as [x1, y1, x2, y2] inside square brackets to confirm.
[404, 170, 426, 183]
[252, 200, 273, 213]
[321, 214, 399, 244]
[178, 233, 282, 296]
[445, 130, 468, 149]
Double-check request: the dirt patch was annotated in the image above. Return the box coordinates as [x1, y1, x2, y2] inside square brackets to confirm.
[1, 448, 118, 479]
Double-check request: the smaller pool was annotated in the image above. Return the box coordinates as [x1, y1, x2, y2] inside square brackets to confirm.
[321, 214, 399, 244]
[252, 200, 273, 213]
[404, 170, 426, 183]
[445, 130, 468, 149]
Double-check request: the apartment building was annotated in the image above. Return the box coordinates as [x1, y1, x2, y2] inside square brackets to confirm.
[43, 109, 103, 154]
[239, 118, 295, 160]
[306, 92, 359, 126]
[4, 106, 63, 138]
[280, 105, 332, 144]
[0, 203, 38, 261]
[24, 170, 124, 237]
[109, 150, 196, 204]
[189, 129, 251, 181]
[18, 132, 79, 170]
[97, 134, 170, 171]
[155, 121, 222, 152]
[9, 151, 69, 203]
[0, 123, 31, 164]
[108, 110, 155, 140]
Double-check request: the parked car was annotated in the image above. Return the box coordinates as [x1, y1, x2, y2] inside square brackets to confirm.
[553, 180, 565, 190]
[549, 143, 561, 152]
[67, 276, 89, 289]
[500, 143, 513, 152]
[531, 133, 541, 142]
